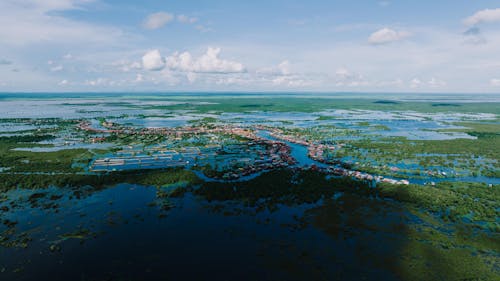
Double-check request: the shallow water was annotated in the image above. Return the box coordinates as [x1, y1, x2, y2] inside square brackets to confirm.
[0, 183, 411, 281]
[0, 93, 498, 280]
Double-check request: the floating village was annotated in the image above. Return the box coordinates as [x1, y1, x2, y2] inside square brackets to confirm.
[78, 119, 411, 185]
[0, 95, 498, 280]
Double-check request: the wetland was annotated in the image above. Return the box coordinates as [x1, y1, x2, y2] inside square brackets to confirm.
[0, 92, 498, 280]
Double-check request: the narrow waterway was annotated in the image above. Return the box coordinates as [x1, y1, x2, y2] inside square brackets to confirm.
[256, 130, 500, 185]
[256, 130, 330, 168]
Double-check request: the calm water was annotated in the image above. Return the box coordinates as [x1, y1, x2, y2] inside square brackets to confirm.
[0, 182, 411, 281]
[1, 92, 500, 102]
[0, 92, 498, 280]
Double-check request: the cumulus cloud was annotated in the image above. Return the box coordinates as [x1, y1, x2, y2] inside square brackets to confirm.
[215, 76, 250, 86]
[490, 78, 500, 86]
[134, 74, 144, 83]
[255, 60, 312, 87]
[85, 77, 109, 86]
[464, 8, 500, 26]
[142, 49, 165, 71]
[257, 60, 291, 76]
[58, 79, 69, 86]
[138, 47, 245, 85]
[113, 60, 142, 72]
[271, 75, 311, 87]
[428, 77, 446, 88]
[160, 69, 181, 85]
[376, 79, 404, 87]
[410, 78, 422, 88]
[409, 77, 446, 88]
[334, 67, 366, 86]
[166, 47, 245, 73]
[177, 14, 198, 24]
[186, 72, 197, 83]
[143, 12, 174, 30]
[368, 28, 410, 45]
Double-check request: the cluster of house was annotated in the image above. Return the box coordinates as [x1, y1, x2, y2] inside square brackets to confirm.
[260, 127, 336, 162]
[254, 126, 410, 185]
[307, 144, 337, 162]
[78, 120, 258, 141]
[77, 120, 122, 134]
[305, 166, 409, 185]
[81, 119, 410, 185]
[209, 140, 296, 180]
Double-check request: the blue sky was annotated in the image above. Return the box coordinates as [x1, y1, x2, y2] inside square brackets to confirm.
[1, 0, 500, 92]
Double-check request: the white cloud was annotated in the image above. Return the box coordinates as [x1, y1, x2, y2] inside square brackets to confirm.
[257, 60, 291, 76]
[490, 78, 500, 86]
[85, 77, 108, 86]
[143, 12, 174, 30]
[376, 78, 404, 87]
[428, 77, 446, 88]
[50, 65, 64, 72]
[195, 25, 213, 32]
[368, 28, 410, 45]
[142, 49, 165, 71]
[177, 15, 198, 24]
[0, 0, 123, 45]
[134, 74, 144, 83]
[410, 78, 422, 88]
[166, 47, 245, 73]
[186, 72, 197, 83]
[255, 60, 313, 87]
[160, 69, 181, 85]
[19, 0, 94, 11]
[113, 60, 142, 72]
[334, 67, 366, 86]
[215, 77, 250, 86]
[58, 79, 69, 86]
[464, 8, 500, 26]
[271, 75, 311, 87]
[142, 12, 201, 31]
[278, 61, 291, 75]
[408, 77, 446, 89]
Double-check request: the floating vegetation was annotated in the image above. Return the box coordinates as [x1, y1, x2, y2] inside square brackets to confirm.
[0, 93, 498, 280]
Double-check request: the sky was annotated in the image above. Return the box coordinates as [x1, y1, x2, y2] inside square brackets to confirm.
[1, 0, 500, 93]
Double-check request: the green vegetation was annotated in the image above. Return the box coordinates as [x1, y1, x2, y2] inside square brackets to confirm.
[0, 134, 55, 143]
[137, 98, 500, 114]
[195, 169, 369, 207]
[0, 96, 499, 280]
[0, 168, 200, 191]
[188, 117, 218, 124]
[316, 115, 337, 121]
[190, 169, 499, 280]
[377, 181, 499, 230]
[288, 121, 499, 179]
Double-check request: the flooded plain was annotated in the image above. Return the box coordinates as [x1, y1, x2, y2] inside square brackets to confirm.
[0, 93, 498, 280]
